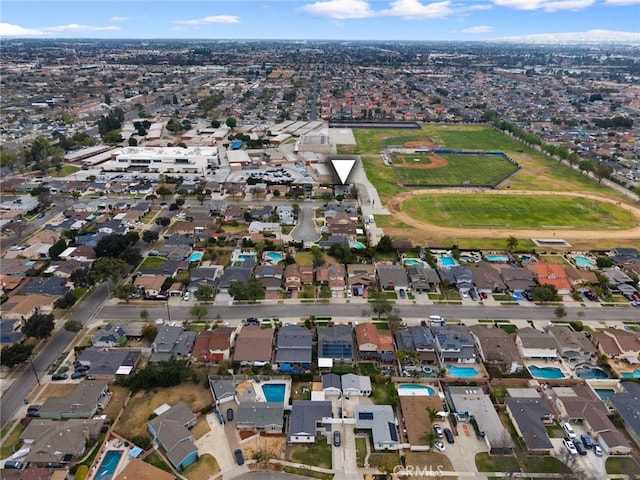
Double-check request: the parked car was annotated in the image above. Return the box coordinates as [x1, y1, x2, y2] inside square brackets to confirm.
[51, 373, 68, 381]
[593, 443, 603, 457]
[399, 289, 407, 299]
[75, 364, 89, 372]
[581, 433, 593, 449]
[574, 440, 587, 455]
[234, 449, 245, 465]
[245, 317, 260, 326]
[71, 371, 86, 379]
[564, 439, 578, 455]
[333, 430, 341, 447]
[563, 422, 577, 440]
[183, 292, 191, 301]
[4, 460, 24, 470]
[480, 292, 488, 300]
[433, 424, 444, 437]
[470, 290, 479, 301]
[227, 408, 234, 421]
[443, 428, 455, 444]
[434, 440, 446, 452]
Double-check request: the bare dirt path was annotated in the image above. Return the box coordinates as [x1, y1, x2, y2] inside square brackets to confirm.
[385, 188, 640, 240]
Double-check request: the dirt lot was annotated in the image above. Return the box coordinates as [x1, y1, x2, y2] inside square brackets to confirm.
[242, 434, 286, 460]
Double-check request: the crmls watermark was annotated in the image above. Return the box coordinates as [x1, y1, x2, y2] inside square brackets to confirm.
[392, 465, 446, 477]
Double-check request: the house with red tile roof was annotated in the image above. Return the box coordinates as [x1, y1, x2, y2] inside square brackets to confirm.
[528, 262, 572, 295]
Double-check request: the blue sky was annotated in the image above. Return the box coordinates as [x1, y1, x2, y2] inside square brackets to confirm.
[1, 0, 638, 41]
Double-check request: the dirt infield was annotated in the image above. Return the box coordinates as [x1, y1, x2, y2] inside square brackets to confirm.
[394, 153, 448, 169]
[386, 188, 640, 241]
[405, 141, 438, 148]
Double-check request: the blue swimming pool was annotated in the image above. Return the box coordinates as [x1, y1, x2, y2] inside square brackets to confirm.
[188, 251, 203, 262]
[528, 365, 565, 379]
[519, 254, 536, 263]
[238, 254, 256, 262]
[352, 241, 366, 250]
[398, 384, 435, 395]
[95, 450, 122, 480]
[261, 383, 286, 402]
[621, 369, 640, 379]
[575, 364, 609, 379]
[595, 388, 616, 401]
[439, 255, 457, 267]
[574, 256, 595, 269]
[264, 251, 284, 263]
[486, 254, 510, 262]
[403, 258, 423, 266]
[447, 365, 479, 378]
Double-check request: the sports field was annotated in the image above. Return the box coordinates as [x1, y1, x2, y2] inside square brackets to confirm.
[402, 194, 635, 230]
[391, 153, 518, 186]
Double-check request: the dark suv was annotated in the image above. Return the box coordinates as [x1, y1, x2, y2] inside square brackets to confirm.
[234, 449, 245, 465]
[443, 428, 455, 444]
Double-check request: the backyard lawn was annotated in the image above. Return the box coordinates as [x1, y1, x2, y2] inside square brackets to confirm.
[144, 452, 173, 473]
[183, 453, 220, 480]
[606, 457, 640, 475]
[475, 452, 520, 473]
[140, 256, 167, 268]
[289, 440, 332, 469]
[359, 362, 379, 376]
[355, 437, 367, 468]
[0, 422, 25, 459]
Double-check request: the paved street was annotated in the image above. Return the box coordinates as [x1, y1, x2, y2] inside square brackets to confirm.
[291, 205, 319, 242]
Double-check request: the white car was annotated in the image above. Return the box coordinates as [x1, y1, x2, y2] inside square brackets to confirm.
[183, 292, 191, 301]
[563, 422, 577, 440]
[434, 440, 446, 452]
[593, 443, 603, 457]
[564, 439, 578, 455]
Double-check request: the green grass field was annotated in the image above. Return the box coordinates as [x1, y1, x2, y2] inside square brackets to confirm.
[391, 153, 518, 186]
[403, 194, 636, 230]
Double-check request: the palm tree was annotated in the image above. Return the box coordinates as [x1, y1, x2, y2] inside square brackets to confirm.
[426, 407, 439, 422]
[421, 430, 439, 449]
[506, 235, 518, 253]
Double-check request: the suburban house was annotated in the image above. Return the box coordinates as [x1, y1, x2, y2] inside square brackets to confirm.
[593, 328, 640, 361]
[321, 373, 342, 396]
[399, 394, 444, 451]
[438, 266, 475, 295]
[317, 263, 346, 293]
[470, 325, 524, 374]
[393, 326, 437, 365]
[354, 405, 400, 451]
[209, 378, 237, 405]
[92, 323, 127, 348]
[529, 262, 572, 296]
[219, 267, 253, 294]
[276, 205, 295, 225]
[233, 326, 275, 366]
[449, 386, 514, 454]
[341, 373, 372, 397]
[20, 418, 104, 467]
[499, 266, 536, 293]
[407, 265, 440, 293]
[274, 325, 313, 371]
[187, 267, 222, 292]
[21, 276, 69, 296]
[610, 247, 640, 264]
[76, 348, 141, 379]
[472, 262, 507, 294]
[431, 324, 476, 364]
[505, 388, 555, 455]
[565, 267, 599, 290]
[236, 402, 285, 433]
[284, 264, 314, 292]
[553, 385, 632, 455]
[192, 327, 236, 363]
[0, 318, 24, 345]
[546, 326, 596, 363]
[138, 260, 182, 278]
[317, 325, 354, 361]
[147, 402, 198, 471]
[254, 264, 284, 291]
[609, 382, 640, 448]
[288, 400, 333, 443]
[1, 294, 55, 320]
[134, 274, 168, 298]
[150, 325, 196, 363]
[515, 327, 558, 359]
[377, 264, 409, 292]
[38, 381, 111, 420]
[354, 323, 395, 362]
[346, 264, 376, 297]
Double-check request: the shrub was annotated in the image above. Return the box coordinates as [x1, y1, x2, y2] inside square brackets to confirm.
[75, 465, 89, 480]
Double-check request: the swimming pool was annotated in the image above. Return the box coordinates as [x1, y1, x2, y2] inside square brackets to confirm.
[352, 241, 366, 250]
[621, 369, 640, 379]
[238, 254, 256, 262]
[188, 251, 203, 262]
[485, 254, 510, 262]
[594, 388, 616, 401]
[574, 256, 595, 269]
[403, 258, 424, 266]
[528, 365, 565, 379]
[447, 365, 479, 378]
[575, 364, 609, 379]
[264, 251, 284, 263]
[439, 255, 458, 268]
[397, 384, 435, 396]
[261, 383, 286, 402]
[519, 254, 536, 263]
[95, 450, 122, 480]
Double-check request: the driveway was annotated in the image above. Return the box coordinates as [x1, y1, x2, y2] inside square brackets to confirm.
[292, 206, 319, 242]
[551, 436, 607, 478]
[442, 421, 488, 475]
[194, 413, 234, 472]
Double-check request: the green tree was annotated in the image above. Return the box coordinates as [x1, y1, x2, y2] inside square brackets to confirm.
[190, 304, 208, 321]
[370, 293, 393, 319]
[531, 284, 559, 302]
[128, 137, 138, 146]
[0, 149, 19, 172]
[596, 256, 613, 268]
[48, 238, 67, 260]
[113, 283, 138, 303]
[90, 257, 130, 283]
[140, 309, 149, 322]
[593, 164, 613, 183]
[421, 430, 439, 449]
[22, 313, 55, 339]
[194, 284, 215, 303]
[141, 323, 158, 343]
[228, 278, 265, 301]
[96, 234, 130, 258]
[578, 159, 594, 175]
[70, 267, 94, 288]
[0, 343, 34, 367]
[156, 185, 173, 198]
[64, 319, 83, 333]
[225, 116, 237, 129]
[141, 230, 159, 244]
[54, 291, 77, 309]
[554, 306, 567, 321]
[506, 235, 518, 253]
[376, 235, 393, 254]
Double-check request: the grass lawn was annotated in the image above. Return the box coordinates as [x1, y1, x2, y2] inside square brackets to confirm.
[191, 415, 211, 440]
[115, 383, 212, 439]
[500, 324, 517, 334]
[145, 452, 174, 473]
[359, 362, 379, 376]
[372, 383, 397, 406]
[289, 440, 332, 469]
[292, 382, 312, 400]
[522, 456, 570, 474]
[0, 422, 25, 459]
[405, 451, 456, 479]
[355, 438, 367, 468]
[403, 194, 635, 230]
[101, 384, 130, 420]
[374, 215, 410, 229]
[53, 165, 80, 177]
[475, 452, 520, 473]
[361, 156, 403, 200]
[606, 457, 640, 475]
[183, 453, 220, 480]
[294, 250, 315, 266]
[282, 466, 333, 479]
[331, 364, 354, 374]
[140, 256, 167, 268]
[368, 452, 400, 473]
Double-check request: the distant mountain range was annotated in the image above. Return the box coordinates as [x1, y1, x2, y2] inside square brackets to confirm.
[492, 30, 640, 44]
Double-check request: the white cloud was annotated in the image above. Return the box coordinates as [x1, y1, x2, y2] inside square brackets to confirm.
[109, 16, 130, 22]
[301, 0, 374, 19]
[175, 15, 240, 26]
[382, 0, 453, 18]
[45, 24, 120, 33]
[493, 0, 595, 9]
[492, 0, 544, 10]
[0, 23, 45, 36]
[462, 25, 494, 33]
[543, 0, 595, 10]
[606, 0, 640, 5]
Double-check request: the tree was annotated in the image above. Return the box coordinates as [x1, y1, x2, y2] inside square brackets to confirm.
[0, 149, 19, 172]
[140, 309, 149, 322]
[0, 343, 33, 367]
[421, 430, 438, 449]
[229, 279, 266, 302]
[554, 306, 567, 321]
[156, 216, 171, 227]
[141, 230, 159, 244]
[387, 312, 403, 331]
[376, 235, 393, 254]
[156, 185, 172, 198]
[54, 291, 77, 309]
[196, 193, 206, 205]
[128, 137, 138, 146]
[90, 257, 130, 283]
[22, 313, 55, 339]
[120, 246, 142, 266]
[194, 284, 215, 303]
[506, 235, 518, 253]
[310, 246, 325, 267]
[113, 283, 138, 303]
[70, 267, 94, 288]
[96, 234, 130, 258]
[593, 164, 613, 183]
[596, 256, 613, 268]
[370, 293, 393, 319]
[141, 323, 158, 343]
[48, 238, 67, 260]
[578, 159, 594, 175]
[64, 319, 83, 333]
[531, 284, 558, 302]
[190, 304, 208, 322]
[225, 116, 237, 129]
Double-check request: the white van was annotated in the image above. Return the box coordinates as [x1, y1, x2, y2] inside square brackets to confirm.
[429, 315, 445, 326]
[563, 422, 576, 440]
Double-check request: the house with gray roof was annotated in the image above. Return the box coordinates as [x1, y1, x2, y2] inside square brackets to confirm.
[394, 326, 437, 364]
[355, 405, 400, 451]
[39, 381, 110, 420]
[470, 325, 523, 374]
[209, 378, 237, 405]
[150, 325, 196, 363]
[341, 373, 372, 397]
[236, 402, 284, 433]
[317, 325, 353, 361]
[472, 262, 507, 294]
[188, 266, 222, 292]
[0, 319, 24, 344]
[77, 348, 141, 379]
[609, 382, 640, 448]
[21, 276, 69, 296]
[377, 264, 409, 292]
[505, 389, 554, 455]
[407, 265, 440, 292]
[431, 325, 476, 364]
[515, 327, 558, 359]
[289, 400, 333, 443]
[275, 325, 312, 370]
[219, 267, 253, 293]
[322, 373, 342, 396]
[449, 386, 513, 454]
[499, 266, 536, 293]
[92, 323, 127, 348]
[547, 325, 596, 363]
[138, 260, 182, 278]
[148, 402, 198, 471]
[437, 266, 474, 294]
